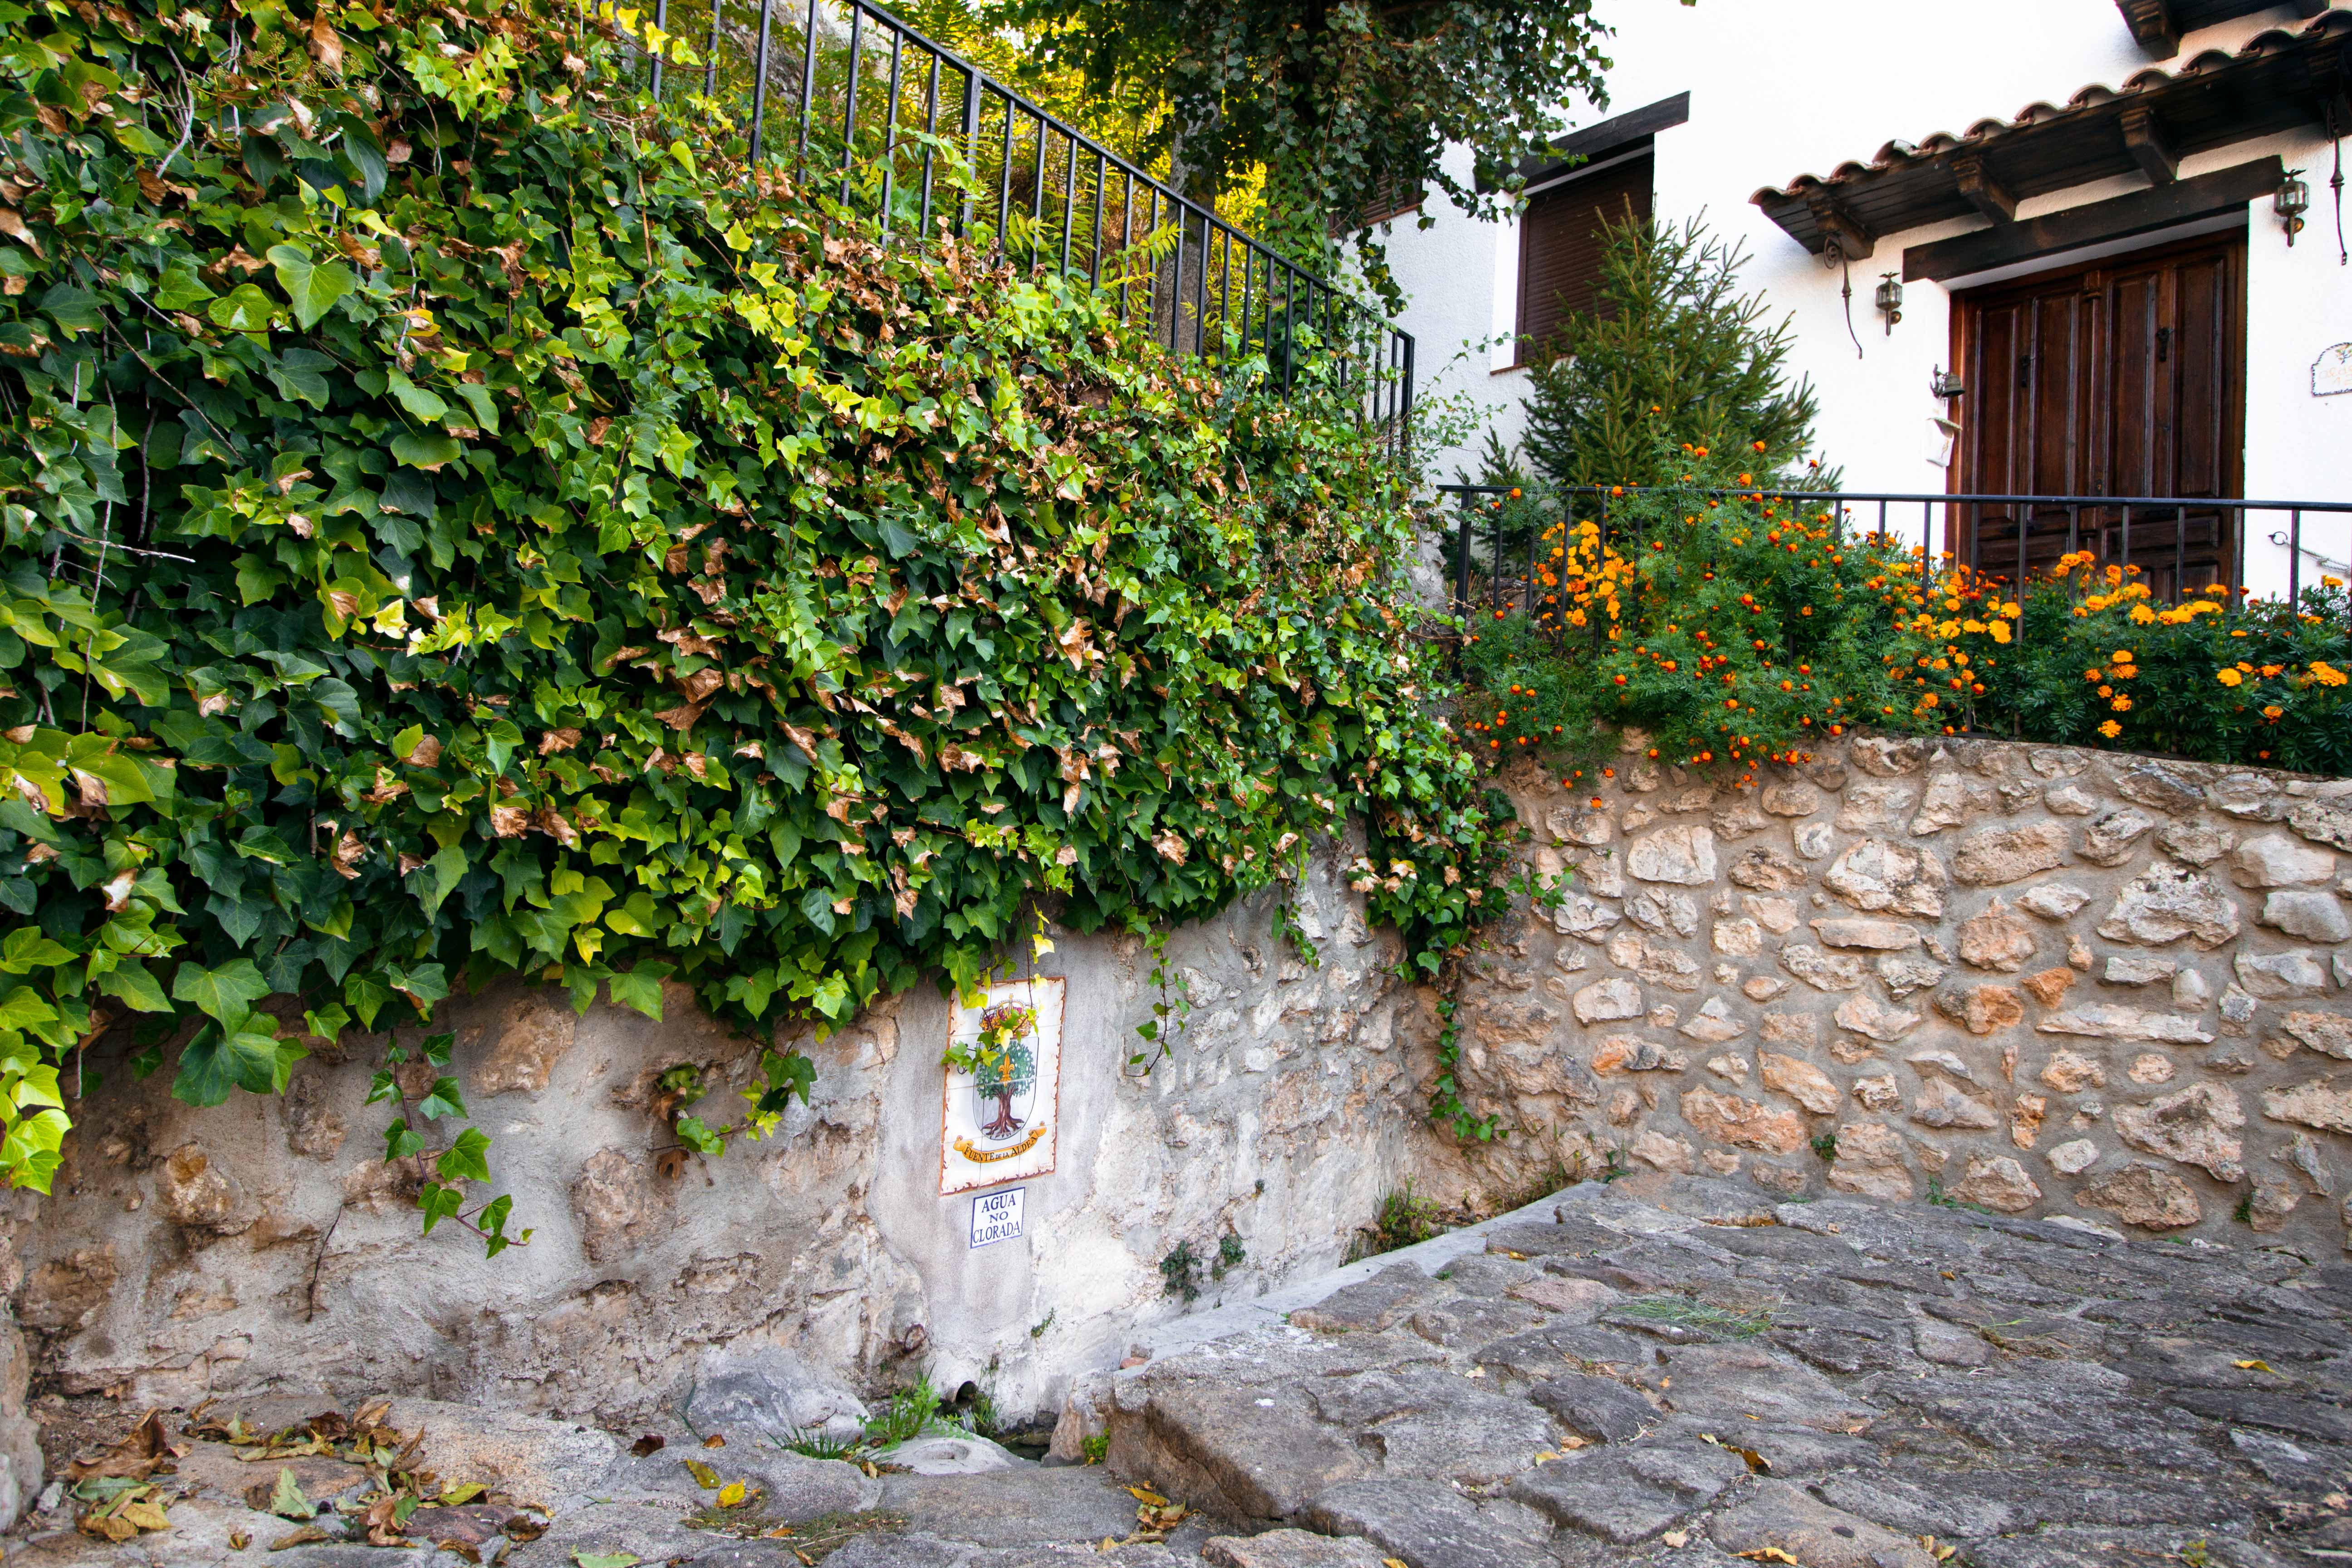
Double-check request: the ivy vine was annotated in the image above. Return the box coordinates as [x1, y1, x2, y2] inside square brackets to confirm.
[0, 0, 1519, 1229]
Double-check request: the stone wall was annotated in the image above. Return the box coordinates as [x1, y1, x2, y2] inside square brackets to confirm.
[11, 852, 1429, 1436]
[1441, 736, 2352, 1245]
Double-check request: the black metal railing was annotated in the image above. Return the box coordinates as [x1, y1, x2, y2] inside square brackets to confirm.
[1438, 484, 2352, 630]
[622, 0, 1414, 446]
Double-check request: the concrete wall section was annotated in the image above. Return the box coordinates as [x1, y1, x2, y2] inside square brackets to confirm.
[11, 851, 1429, 1431]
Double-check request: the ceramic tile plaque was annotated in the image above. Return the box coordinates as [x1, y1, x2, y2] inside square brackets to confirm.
[2316, 343, 2352, 397]
[938, 975, 1063, 1197]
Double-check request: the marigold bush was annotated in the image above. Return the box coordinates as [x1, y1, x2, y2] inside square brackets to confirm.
[0, 0, 1515, 1214]
[1458, 443, 1926, 777]
[1455, 441, 2352, 784]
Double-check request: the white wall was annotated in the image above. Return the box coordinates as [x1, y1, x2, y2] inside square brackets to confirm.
[1383, 0, 2351, 596]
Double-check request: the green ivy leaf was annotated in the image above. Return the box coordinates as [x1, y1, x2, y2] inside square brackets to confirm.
[391, 430, 462, 470]
[169, 958, 270, 1023]
[436, 1127, 491, 1183]
[0, 1108, 68, 1194]
[386, 368, 451, 421]
[416, 1076, 467, 1121]
[383, 1117, 424, 1161]
[0, 928, 75, 974]
[605, 962, 672, 1021]
[207, 283, 281, 333]
[417, 1180, 465, 1235]
[345, 973, 392, 1031]
[266, 244, 354, 330]
[172, 1012, 304, 1106]
[96, 959, 170, 1013]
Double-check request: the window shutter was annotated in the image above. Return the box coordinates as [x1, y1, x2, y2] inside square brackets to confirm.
[1517, 152, 1654, 358]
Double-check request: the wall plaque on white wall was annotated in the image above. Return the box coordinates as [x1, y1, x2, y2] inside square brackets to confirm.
[938, 975, 1064, 1197]
[970, 1186, 1026, 1249]
[2315, 343, 2352, 397]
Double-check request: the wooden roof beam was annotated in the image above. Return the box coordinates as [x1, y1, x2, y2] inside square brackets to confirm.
[1950, 155, 2017, 223]
[2117, 0, 2180, 56]
[2310, 44, 2352, 132]
[1803, 192, 1876, 260]
[2121, 106, 2179, 186]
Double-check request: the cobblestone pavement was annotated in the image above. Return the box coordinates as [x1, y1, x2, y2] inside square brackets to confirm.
[16, 1176, 2352, 1568]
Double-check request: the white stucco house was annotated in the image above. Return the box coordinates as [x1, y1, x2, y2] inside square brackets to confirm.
[1377, 0, 2351, 599]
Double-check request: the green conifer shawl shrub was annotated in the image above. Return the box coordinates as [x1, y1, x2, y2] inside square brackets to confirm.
[0, 0, 1512, 1226]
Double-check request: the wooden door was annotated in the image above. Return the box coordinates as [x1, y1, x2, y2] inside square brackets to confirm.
[1951, 231, 2245, 599]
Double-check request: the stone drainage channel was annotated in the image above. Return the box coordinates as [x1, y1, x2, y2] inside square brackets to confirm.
[16, 1172, 2352, 1567]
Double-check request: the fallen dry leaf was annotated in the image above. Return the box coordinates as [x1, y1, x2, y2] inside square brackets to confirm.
[2235, 1359, 2275, 1372]
[702, 1434, 726, 1449]
[629, 1435, 665, 1458]
[270, 1525, 331, 1551]
[68, 1409, 187, 1482]
[360, 1493, 407, 1546]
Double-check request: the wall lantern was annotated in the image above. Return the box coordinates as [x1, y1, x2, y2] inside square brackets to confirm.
[2278, 169, 2311, 246]
[1874, 272, 1903, 334]
[1930, 366, 1965, 399]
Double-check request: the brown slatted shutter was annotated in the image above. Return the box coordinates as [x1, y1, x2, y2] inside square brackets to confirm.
[1517, 151, 1653, 359]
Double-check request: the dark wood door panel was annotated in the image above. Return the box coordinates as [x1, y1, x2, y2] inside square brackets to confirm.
[1950, 230, 2244, 596]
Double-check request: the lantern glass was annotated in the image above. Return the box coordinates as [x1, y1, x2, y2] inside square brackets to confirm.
[2278, 176, 2311, 220]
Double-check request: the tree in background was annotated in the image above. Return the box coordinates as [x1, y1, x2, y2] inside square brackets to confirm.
[1514, 215, 1833, 491]
[990, 0, 1613, 272]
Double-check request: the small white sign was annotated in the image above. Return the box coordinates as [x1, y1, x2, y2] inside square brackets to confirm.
[2315, 343, 2352, 397]
[970, 1187, 1025, 1250]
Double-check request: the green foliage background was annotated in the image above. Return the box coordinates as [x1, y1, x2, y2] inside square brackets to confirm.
[0, 0, 1511, 1215]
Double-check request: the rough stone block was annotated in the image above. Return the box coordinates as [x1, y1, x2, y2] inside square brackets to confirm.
[1760, 1053, 1840, 1115]
[1681, 1087, 1808, 1154]
[2236, 949, 2330, 999]
[2096, 864, 2241, 948]
[1710, 1479, 1937, 1568]
[1627, 824, 1717, 886]
[2259, 890, 2351, 943]
[1811, 917, 1921, 951]
[1952, 822, 2070, 886]
[2077, 1162, 2201, 1229]
[2232, 833, 2337, 888]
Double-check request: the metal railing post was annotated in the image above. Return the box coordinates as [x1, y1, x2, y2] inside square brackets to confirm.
[747, 0, 776, 166]
[796, 0, 821, 161]
[955, 66, 980, 236]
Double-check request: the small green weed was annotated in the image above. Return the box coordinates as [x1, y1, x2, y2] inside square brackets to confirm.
[1348, 1181, 1446, 1261]
[866, 1375, 950, 1447]
[1161, 1241, 1203, 1302]
[1081, 1434, 1109, 1465]
[1809, 1132, 1838, 1162]
[775, 1427, 860, 1462]
[1610, 1295, 1774, 1339]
